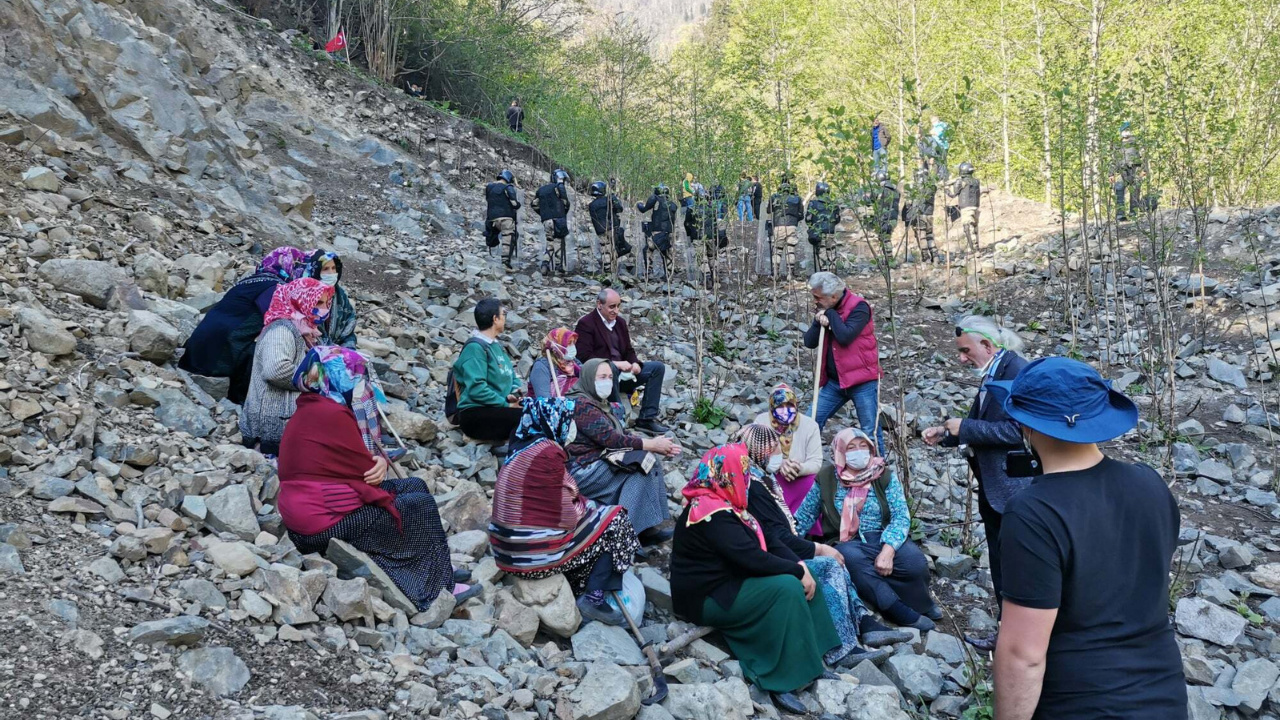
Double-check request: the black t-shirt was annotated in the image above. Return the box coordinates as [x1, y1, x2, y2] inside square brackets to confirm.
[1000, 457, 1187, 720]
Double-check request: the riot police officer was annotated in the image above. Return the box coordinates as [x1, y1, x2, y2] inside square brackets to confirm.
[766, 180, 805, 278]
[484, 169, 521, 267]
[945, 162, 981, 250]
[804, 181, 841, 271]
[636, 184, 679, 277]
[904, 167, 938, 262]
[873, 170, 901, 255]
[533, 168, 571, 273]
[1114, 130, 1143, 221]
[589, 180, 629, 274]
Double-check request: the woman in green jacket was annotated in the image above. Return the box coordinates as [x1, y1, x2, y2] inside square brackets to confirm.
[452, 298, 524, 442]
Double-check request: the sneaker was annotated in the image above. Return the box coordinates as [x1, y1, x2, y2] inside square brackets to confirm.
[453, 583, 483, 604]
[836, 646, 891, 667]
[576, 595, 625, 626]
[634, 418, 671, 434]
[862, 628, 914, 648]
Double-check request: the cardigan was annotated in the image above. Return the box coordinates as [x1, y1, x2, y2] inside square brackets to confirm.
[669, 508, 805, 624]
[795, 465, 911, 550]
[238, 320, 307, 447]
[452, 335, 520, 410]
[564, 401, 644, 473]
[752, 411, 823, 476]
[746, 476, 816, 563]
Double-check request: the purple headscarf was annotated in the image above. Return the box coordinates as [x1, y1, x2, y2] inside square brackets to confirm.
[258, 246, 309, 281]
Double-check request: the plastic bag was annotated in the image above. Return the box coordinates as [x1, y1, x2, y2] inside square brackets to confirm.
[605, 569, 646, 625]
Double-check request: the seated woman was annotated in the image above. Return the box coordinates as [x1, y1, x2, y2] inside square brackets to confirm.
[565, 359, 680, 545]
[670, 445, 839, 716]
[279, 346, 478, 610]
[304, 250, 358, 348]
[490, 397, 641, 625]
[753, 383, 823, 528]
[239, 278, 333, 454]
[527, 328, 580, 399]
[795, 428, 940, 631]
[738, 424, 910, 656]
[453, 298, 524, 443]
[179, 246, 308, 404]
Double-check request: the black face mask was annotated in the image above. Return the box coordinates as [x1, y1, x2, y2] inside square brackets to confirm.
[1006, 432, 1043, 478]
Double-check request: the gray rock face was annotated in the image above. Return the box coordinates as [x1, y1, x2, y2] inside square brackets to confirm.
[883, 653, 943, 701]
[322, 577, 374, 624]
[662, 683, 746, 720]
[571, 622, 644, 665]
[568, 661, 641, 720]
[129, 616, 210, 645]
[128, 310, 184, 363]
[38, 259, 131, 309]
[845, 684, 910, 720]
[178, 647, 251, 697]
[1175, 598, 1247, 646]
[204, 485, 260, 541]
[16, 307, 76, 356]
[1207, 357, 1247, 389]
[0, 544, 25, 575]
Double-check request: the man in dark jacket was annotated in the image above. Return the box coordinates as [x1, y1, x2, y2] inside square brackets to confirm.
[636, 185, 678, 278]
[574, 288, 669, 434]
[1114, 130, 1143, 221]
[804, 182, 840, 272]
[871, 170, 899, 255]
[945, 162, 981, 251]
[923, 315, 1030, 651]
[484, 169, 521, 267]
[767, 180, 805, 278]
[506, 99, 524, 133]
[904, 167, 938, 262]
[750, 176, 763, 219]
[588, 181, 629, 274]
[533, 169, 571, 274]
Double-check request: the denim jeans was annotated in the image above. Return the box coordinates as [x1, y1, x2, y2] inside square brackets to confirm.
[737, 196, 755, 221]
[811, 379, 885, 456]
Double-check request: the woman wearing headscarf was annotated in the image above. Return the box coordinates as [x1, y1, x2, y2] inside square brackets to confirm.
[752, 383, 823, 526]
[669, 445, 839, 716]
[565, 358, 681, 545]
[527, 328, 580, 399]
[279, 346, 477, 611]
[738, 425, 910, 657]
[179, 246, 309, 404]
[239, 278, 334, 454]
[303, 250, 358, 348]
[795, 428, 940, 631]
[490, 397, 640, 625]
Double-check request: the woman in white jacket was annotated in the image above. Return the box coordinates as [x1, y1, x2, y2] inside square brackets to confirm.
[753, 383, 824, 534]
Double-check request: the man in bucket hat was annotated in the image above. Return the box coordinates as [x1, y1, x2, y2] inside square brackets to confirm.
[988, 357, 1187, 720]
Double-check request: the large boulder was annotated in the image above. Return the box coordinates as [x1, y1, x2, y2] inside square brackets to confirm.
[178, 647, 251, 697]
[883, 654, 943, 701]
[204, 485, 260, 541]
[38, 259, 131, 309]
[322, 577, 375, 625]
[510, 574, 580, 638]
[572, 622, 644, 665]
[569, 661, 641, 720]
[128, 617, 210, 646]
[22, 166, 60, 191]
[662, 683, 746, 720]
[1175, 598, 1247, 646]
[128, 310, 184, 363]
[845, 685, 910, 720]
[15, 307, 76, 356]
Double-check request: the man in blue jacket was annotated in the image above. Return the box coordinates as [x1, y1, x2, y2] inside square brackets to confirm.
[923, 315, 1029, 651]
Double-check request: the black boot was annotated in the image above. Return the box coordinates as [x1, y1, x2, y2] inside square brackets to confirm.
[770, 691, 806, 715]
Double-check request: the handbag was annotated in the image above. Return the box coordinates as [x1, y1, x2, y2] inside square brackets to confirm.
[603, 449, 656, 474]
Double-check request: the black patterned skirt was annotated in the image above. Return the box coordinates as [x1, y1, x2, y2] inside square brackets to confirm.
[288, 477, 453, 610]
[510, 513, 640, 594]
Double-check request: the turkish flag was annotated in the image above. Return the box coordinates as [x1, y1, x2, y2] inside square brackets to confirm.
[325, 29, 347, 53]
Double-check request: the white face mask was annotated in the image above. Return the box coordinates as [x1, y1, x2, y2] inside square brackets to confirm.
[594, 379, 613, 400]
[564, 422, 578, 446]
[766, 454, 784, 474]
[845, 449, 871, 470]
[563, 345, 577, 361]
[320, 273, 339, 287]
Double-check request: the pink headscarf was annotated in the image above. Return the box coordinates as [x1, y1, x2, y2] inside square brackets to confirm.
[832, 428, 887, 543]
[260, 278, 334, 346]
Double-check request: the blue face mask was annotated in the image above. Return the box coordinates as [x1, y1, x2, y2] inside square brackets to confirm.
[772, 405, 797, 425]
[312, 306, 330, 323]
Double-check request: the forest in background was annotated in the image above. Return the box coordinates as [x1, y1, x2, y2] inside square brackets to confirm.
[256, 0, 1280, 214]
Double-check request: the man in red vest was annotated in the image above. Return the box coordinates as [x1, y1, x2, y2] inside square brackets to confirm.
[803, 272, 884, 455]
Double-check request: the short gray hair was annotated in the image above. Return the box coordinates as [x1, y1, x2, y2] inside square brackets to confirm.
[956, 315, 1026, 352]
[596, 288, 619, 304]
[808, 272, 845, 297]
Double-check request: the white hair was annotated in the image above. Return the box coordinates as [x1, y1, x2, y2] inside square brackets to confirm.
[808, 272, 845, 297]
[956, 315, 1026, 352]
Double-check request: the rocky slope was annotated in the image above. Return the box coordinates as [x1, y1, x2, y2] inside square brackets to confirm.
[4, 0, 1280, 719]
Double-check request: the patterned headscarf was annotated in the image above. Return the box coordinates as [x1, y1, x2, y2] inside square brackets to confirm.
[543, 328, 579, 377]
[261, 278, 334, 345]
[768, 383, 800, 454]
[737, 424, 796, 534]
[509, 397, 576, 460]
[681, 444, 766, 551]
[832, 428, 888, 543]
[304, 250, 343, 284]
[292, 345, 388, 454]
[259, 246, 310, 281]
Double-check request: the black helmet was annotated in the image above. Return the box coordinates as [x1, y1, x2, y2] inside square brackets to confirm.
[874, 170, 890, 183]
[552, 168, 568, 184]
[959, 162, 975, 176]
[815, 182, 829, 196]
[655, 184, 670, 197]
[497, 169, 514, 183]
[589, 181, 607, 197]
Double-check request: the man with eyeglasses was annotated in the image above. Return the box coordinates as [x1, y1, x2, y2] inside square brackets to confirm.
[923, 316, 1030, 652]
[574, 288, 670, 434]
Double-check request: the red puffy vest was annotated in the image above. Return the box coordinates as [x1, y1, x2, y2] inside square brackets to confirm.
[818, 291, 881, 389]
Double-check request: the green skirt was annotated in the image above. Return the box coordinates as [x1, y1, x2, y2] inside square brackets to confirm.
[702, 574, 841, 693]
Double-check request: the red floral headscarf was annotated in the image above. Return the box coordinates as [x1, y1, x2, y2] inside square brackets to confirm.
[681, 444, 766, 551]
[260, 278, 334, 346]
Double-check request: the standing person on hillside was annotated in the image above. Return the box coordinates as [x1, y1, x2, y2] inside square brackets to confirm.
[767, 179, 805, 279]
[736, 171, 755, 222]
[923, 316, 1030, 651]
[533, 169, 572, 274]
[929, 115, 951, 180]
[872, 170, 900, 257]
[945, 162, 982, 253]
[805, 182, 841, 272]
[803, 272, 885, 456]
[904, 167, 938, 263]
[989, 358, 1187, 720]
[588, 181, 629, 274]
[484, 170, 521, 268]
[681, 172, 696, 209]
[871, 115, 891, 173]
[636, 184, 678, 278]
[506, 99, 524, 133]
[751, 175, 764, 220]
[1114, 130, 1143, 221]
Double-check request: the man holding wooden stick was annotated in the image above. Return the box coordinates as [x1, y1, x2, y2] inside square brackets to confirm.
[803, 272, 885, 456]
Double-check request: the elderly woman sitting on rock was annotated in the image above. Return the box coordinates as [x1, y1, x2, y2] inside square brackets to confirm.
[489, 397, 640, 626]
[278, 345, 479, 612]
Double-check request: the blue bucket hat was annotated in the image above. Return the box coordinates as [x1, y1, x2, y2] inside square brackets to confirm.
[986, 357, 1138, 443]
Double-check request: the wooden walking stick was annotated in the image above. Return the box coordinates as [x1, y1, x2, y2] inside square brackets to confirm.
[811, 325, 826, 420]
[546, 349, 561, 398]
